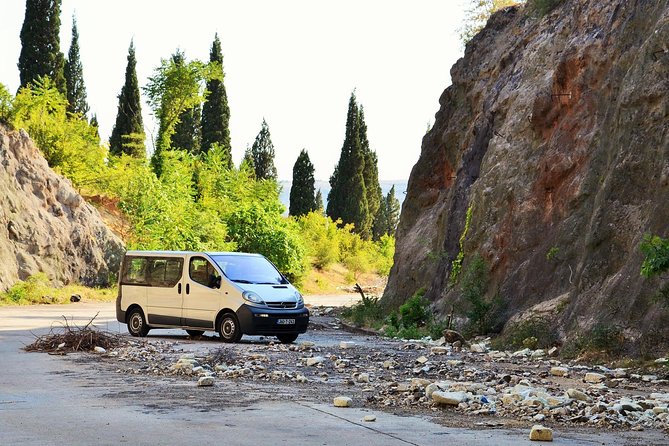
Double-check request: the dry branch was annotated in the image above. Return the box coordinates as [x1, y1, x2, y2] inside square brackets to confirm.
[24, 313, 127, 353]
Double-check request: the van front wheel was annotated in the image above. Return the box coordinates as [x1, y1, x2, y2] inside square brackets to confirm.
[218, 314, 242, 343]
[127, 308, 149, 337]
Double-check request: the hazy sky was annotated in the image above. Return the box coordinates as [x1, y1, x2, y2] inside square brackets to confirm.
[0, 1, 467, 181]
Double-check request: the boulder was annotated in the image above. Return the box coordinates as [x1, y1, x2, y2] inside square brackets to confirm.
[333, 397, 352, 407]
[432, 391, 468, 406]
[529, 425, 553, 442]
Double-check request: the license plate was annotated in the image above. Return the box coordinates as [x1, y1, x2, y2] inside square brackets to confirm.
[277, 319, 295, 325]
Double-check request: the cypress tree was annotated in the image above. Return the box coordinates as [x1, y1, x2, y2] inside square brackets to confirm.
[327, 92, 372, 239]
[251, 119, 278, 181]
[201, 34, 232, 166]
[289, 149, 317, 217]
[373, 185, 401, 239]
[64, 15, 89, 117]
[89, 113, 100, 140]
[359, 106, 383, 236]
[241, 145, 255, 178]
[18, 0, 66, 95]
[109, 41, 145, 157]
[315, 189, 324, 212]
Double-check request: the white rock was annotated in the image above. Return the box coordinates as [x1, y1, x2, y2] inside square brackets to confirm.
[533, 414, 546, 422]
[470, 343, 487, 353]
[642, 375, 658, 382]
[531, 349, 545, 358]
[653, 406, 668, 414]
[362, 415, 376, 422]
[584, 372, 606, 383]
[93, 346, 106, 354]
[529, 425, 553, 441]
[415, 355, 429, 364]
[382, 360, 396, 369]
[566, 388, 590, 402]
[333, 396, 352, 407]
[306, 356, 325, 366]
[547, 347, 559, 357]
[431, 346, 449, 355]
[340, 341, 355, 349]
[550, 367, 569, 377]
[512, 348, 532, 357]
[357, 373, 370, 383]
[57, 342, 66, 350]
[300, 341, 315, 348]
[655, 358, 668, 364]
[432, 391, 468, 406]
[197, 376, 214, 387]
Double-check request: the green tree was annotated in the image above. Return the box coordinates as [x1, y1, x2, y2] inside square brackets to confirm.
[327, 92, 372, 239]
[64, 15, 89, 117]
[641, 235, 669, 278]
[289, 149, 317, 217]
[240, 145, 255, 177]
[0, 83, 12, 123]
[18, 0, 66, 95]
[109, 41, 145, 157]
[373, 185, 401, 239]
[201, 33, 232, 166]
[459, 0, 518, 44]
[144, 50, 218, 175]
[315, 189, 324, 212]
[169, 51, 201, 154]
[250, 119, 278, 181]
[89, 113, 99, 139]
[359, 106, 383, 238]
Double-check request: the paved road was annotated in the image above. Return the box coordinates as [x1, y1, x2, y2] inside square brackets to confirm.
[0, 302, 664, 446]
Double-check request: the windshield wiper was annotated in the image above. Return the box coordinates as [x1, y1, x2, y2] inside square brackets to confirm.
[232, 279, 254, 284]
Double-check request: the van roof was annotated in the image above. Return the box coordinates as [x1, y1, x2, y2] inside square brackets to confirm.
[124, 250, 263, 257]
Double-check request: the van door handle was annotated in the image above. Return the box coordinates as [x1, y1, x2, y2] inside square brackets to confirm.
[178, 283, 182, 294]
[186, 283, 190, 295]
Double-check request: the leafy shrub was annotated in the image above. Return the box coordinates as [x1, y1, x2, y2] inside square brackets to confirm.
[341, 294, 383, 328]
[461, 253, 498, 335]
[399, 288, 429, 327]
[640, 234, 669, 278]
[0, 83, 12, 123]
[490, 316, 558, 351]
[561, 323, 624, 360]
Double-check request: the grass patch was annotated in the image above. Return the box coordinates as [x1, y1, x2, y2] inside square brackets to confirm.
[561, 323, 624, 360]
[0, 273, 117, 306]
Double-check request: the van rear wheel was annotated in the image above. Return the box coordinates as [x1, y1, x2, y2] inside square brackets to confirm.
[218, 314, 242, 343]
[277, 333, 298, 344]
[186, 330, 204, 338]
[127, 308, 149, 337]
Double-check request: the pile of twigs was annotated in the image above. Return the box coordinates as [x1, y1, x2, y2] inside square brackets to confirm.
[24, 312, 126, 354]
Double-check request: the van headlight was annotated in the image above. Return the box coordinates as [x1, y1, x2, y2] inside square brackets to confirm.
[242, 291, 266, 306]
[294, 291, 304, 308]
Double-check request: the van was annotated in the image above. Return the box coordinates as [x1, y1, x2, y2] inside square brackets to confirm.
[115, 251, 309, 343]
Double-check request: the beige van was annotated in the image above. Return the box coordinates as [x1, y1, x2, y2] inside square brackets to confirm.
[115, 251, 309, 343]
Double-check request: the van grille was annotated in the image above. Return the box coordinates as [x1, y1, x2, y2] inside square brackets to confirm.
[267, 301, 297, 309]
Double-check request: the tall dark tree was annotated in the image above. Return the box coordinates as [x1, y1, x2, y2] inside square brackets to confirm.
[289, 149, 317, 217]
[315, 189, 324, 212]
[64, 15, 89, 117]
[201, 34, 232, 166]
[168, 51, 201, 154]
[327, 92, 376, 239]
[373, 185, 401, 239]
[251, 119, 278, 181]
[358, 106, 383, 233]
[18, 0, 66, 94]
[109, 40, 145, 157]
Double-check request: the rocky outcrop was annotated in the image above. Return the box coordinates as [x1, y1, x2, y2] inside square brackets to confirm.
[0, 123, 124, 290]
[383, 1, 669, 349]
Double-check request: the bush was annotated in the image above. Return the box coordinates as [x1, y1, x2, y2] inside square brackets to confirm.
[528, 0, 564, 15]
[461, 253, 499, 335]
[341, 294, 383, 328]
[561, 323, 624, 360]
[490, 316, 558, 351]
[641, 234, 669, 278]
[399, 288, 429, 327]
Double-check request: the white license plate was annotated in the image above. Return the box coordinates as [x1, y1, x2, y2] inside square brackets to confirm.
[277, 319, 295, 325]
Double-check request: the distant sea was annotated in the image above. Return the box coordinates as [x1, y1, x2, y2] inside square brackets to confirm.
[278, 180, 408, 214]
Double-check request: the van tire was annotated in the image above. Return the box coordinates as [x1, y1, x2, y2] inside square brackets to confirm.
[277, 333, 298, 344]
[218, 314, 242, 343]
[127, 308, 149, 337]
[186, 330, 204, 337]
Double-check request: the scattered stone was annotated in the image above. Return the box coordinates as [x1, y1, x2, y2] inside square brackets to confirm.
[432, 391, 468, 406]
[382, 360, 396, 369]
[566, 388, 590, 402]
[306, 356, 325, 366]
[550, 367, 569, 377]
[93, 346, 106, 354]
[415, 356, 429, 364]
[197, 376, 214, 387]
[442, 329, 466, 344]
[431, 346, 449, 355]
[334, 396, 352, 407]
[56, 342, 66, 350]
[362, 415, 376, 422]
[529, 425, 553, 442]
[584, 372, 606, 384]
[357, 373, 370, 383]
[340, 341, 355, 349]
[470, 343, 487, 353]
[530, 349, 545, 358]
[547, 347, 559, 357]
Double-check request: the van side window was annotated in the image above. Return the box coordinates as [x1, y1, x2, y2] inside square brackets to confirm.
[124, 257, 147, 284]
[148, 258, 183, 288]
[189, 257, 221, 289]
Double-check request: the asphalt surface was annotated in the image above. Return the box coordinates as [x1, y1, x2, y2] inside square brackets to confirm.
[1, 301, 666, 446]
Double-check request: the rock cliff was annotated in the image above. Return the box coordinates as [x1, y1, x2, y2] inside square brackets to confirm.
[383, 0, 669, 349]
[0, 123, 124, 290]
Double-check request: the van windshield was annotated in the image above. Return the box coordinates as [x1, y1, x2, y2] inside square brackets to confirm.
[210, 254, 288, 285]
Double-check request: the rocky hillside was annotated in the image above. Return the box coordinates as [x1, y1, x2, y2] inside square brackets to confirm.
[0, 123, 124, 290]
[383, 0, 669, 349]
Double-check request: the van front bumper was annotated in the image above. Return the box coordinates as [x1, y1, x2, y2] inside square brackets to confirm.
[237, 304, 309, 335]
